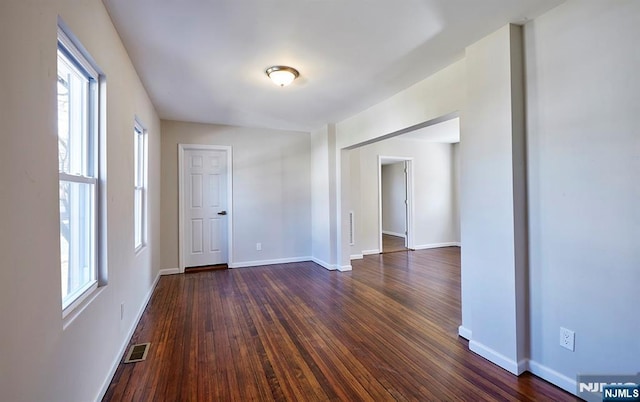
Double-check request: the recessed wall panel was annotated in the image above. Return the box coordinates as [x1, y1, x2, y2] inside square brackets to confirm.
[209, 218, 220, 252]
[191, 219, 203, 254]
[191, 155, 203, 168]
[209, 174, 220, 207]
[191, 174, 203, 208]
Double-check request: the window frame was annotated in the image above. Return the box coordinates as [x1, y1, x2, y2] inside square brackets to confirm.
[57, 25, 104, 317]
[133, 118, 148, 252]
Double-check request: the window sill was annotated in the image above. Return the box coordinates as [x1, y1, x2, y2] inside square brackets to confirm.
[62, 284, 104, 330]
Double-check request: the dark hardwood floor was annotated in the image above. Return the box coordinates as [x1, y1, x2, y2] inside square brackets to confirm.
[382, 233, 408, 253]
[103, 248, 577, 401]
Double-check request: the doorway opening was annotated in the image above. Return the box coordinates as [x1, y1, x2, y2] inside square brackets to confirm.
[379, 157, 413, 253]
[343, 113, 460, 265]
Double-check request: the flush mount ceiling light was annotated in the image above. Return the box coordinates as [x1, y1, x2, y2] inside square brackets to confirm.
[265, 66, 299, 87]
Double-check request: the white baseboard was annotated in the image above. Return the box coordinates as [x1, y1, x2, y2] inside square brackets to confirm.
[469, 340, 522, 375]
[458, 325, 472, 340]
[528, 360, 577, 395]
[159, 268, 180, 275]
[362, 249, 380, 255]
[229, 256, 312, 268]
[382, 230, 406, 238]
[413, 242, 460, 250]
[312, 257, 337, 271]
[350, 254, 363, 260]
[517, 359, 530, 375]
[96, 271, 161, 402]
[338, 264, 353, 272]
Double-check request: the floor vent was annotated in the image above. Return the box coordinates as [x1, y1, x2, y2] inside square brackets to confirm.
[123, 343, 150, 363]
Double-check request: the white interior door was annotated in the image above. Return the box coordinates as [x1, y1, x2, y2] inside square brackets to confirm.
[183, 149, 228, 267]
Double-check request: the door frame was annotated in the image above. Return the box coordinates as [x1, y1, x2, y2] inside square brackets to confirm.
[378, 156, 414, 252]
[178, 144, 233, 273]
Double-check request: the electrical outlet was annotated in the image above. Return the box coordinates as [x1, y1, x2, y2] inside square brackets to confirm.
[256, 242, 262, 251]
[560, 327, 575, 351]
[120, 303, 125, 320]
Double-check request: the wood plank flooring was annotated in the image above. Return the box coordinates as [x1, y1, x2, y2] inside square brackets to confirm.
[382, 234, 407, 253]
[103, 248, 577, 401]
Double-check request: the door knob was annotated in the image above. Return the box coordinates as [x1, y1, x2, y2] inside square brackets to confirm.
[217, 211, 227, 216]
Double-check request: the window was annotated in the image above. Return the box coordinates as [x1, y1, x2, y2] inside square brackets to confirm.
[134, 120, 147, 251]
[57, 27, 102, 312]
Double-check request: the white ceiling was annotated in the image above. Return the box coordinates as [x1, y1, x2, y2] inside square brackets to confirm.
[103, 0, 563, 132]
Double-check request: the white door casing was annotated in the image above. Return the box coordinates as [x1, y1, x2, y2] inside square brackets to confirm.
[378, 156, 415, 252]
[179, 145, 232, 271]
[403, 161, 410, 248]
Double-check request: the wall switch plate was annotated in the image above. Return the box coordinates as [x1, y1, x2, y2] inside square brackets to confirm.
[256, 243, 262, 251]
[560, 327, 575, 351]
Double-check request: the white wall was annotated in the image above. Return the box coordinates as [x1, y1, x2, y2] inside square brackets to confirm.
[0, 1, 161, 401]
[310, 124, 346, 270]
[311, 126, 333, 267]
[336, 58, 465, 270]
[334, 1, 639, 394]
[525, 0, 640, 387]
[2, 1, 635, 400]
[338, 146, 353, 270]
[381, 162, 407, 237]
[161, 121, 312, 268]
[336, 59, 465, 149]
[349, 138, 458, 255]
[460, 23, 528, 374]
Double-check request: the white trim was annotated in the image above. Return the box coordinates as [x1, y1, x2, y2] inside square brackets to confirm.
[517, 359, 530, 375]
[229, 256, 312, 269]
[178, 144, 233, 273]
[62, 286, 104, 329]
[159, 268, 180, 276]
[96, 271, 161, 402]
[458, 325, 472, 340]
[97, 68, 108, 289]
[350, 254, 363, 260]
[528, 360, 577, 395]
[59, 172, 97, 184]
[62, 281, 99, 318]
[413, 242, 460, 250]
[469, 340, 522, 375]
[362, 249, 380, 255]
[406, 161, 415, 249]
[338, 264, 353, 272]
[378, 157, 383, 253]
[57, 23, 101, 78]
[133, 117, 148, 252]
[312, 258, 337, 271]
[382, 230, 406, 238]
[57, 22, 105, 317]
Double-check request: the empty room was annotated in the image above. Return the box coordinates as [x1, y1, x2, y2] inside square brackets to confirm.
[1, 1, 638, 401]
